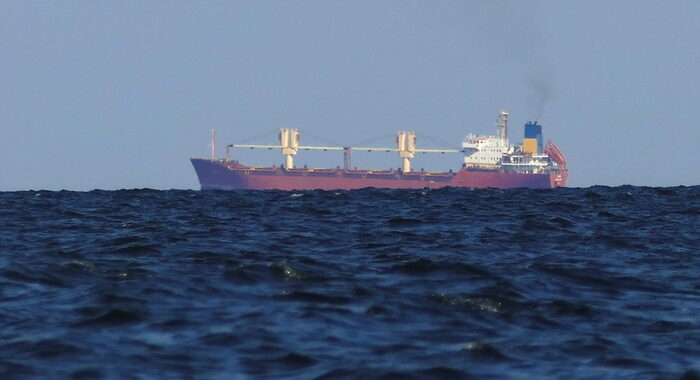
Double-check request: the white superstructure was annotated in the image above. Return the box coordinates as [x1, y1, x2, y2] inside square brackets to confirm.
[462, 111, 514, 168]
[461, 110, 563, 174]
[462, 135, 513, 167]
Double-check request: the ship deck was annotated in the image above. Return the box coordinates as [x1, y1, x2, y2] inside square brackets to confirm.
[223, 161, 457, 181]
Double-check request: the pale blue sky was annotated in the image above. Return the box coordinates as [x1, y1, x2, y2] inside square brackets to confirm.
[1, 1, 698, 190]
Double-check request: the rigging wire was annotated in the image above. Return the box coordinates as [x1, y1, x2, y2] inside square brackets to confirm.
[417, 133, 461, 150]
[231, 127, 460, 150]
[235, 129, 280, 144]
[302, 130, 343, 147]
[349, 133, 395, 147]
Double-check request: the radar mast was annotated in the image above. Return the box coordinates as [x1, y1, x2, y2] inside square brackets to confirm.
[497, 111, 509, 141]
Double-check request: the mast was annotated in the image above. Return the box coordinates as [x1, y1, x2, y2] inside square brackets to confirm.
[497, 111, 509, 141]
[210, 129, 217, 159]
[343, 147, 352, 170]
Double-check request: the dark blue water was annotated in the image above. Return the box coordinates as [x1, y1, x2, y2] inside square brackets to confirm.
[1, 186, 699, 379]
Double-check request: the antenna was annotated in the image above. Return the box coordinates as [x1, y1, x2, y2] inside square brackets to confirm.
[210, 129, 217, 159]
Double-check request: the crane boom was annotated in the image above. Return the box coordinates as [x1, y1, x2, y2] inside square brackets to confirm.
[228, 129, 460, 172]
[233, 144, 458, 153]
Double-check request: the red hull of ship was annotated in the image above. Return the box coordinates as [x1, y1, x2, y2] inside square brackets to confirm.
[191, 159, 567, 190]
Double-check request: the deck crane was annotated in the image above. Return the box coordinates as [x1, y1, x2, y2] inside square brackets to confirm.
[230, 128, 460, 173]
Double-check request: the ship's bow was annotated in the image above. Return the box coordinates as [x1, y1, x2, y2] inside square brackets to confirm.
[191, 158, 248, 190]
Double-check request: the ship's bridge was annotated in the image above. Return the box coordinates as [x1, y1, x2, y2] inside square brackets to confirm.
[462, 134, 512, 167]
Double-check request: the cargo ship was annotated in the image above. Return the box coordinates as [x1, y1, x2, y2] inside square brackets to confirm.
[190, 111, 568, 190]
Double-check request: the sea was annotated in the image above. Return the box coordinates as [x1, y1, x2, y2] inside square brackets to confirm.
[1, 186, 699, 379]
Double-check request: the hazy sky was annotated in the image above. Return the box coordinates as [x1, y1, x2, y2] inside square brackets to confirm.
[2, 1, 698, 190]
